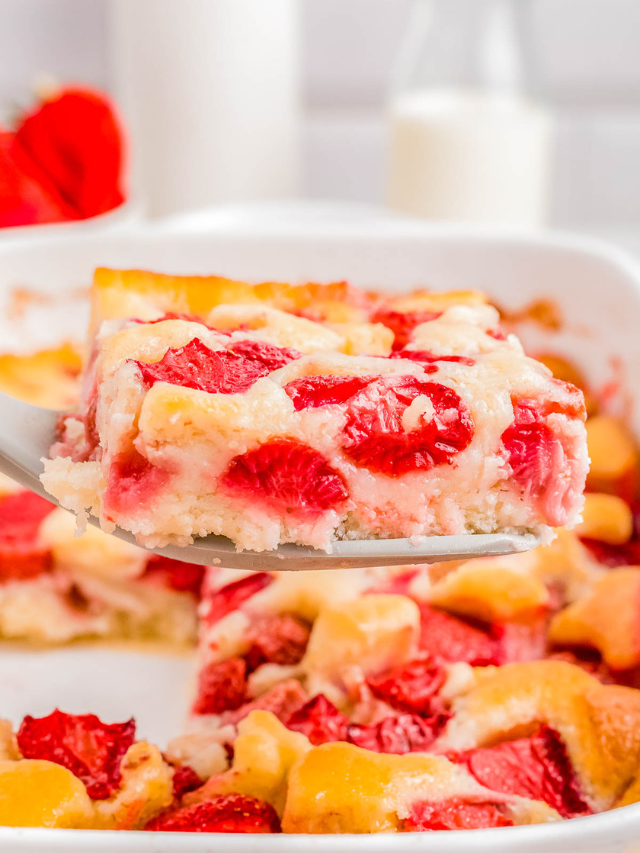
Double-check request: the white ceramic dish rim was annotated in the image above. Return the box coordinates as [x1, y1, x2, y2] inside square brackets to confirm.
[0, 217, 639, 848]
[5, 803, 640, 851]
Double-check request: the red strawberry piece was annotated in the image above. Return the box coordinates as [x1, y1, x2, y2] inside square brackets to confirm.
[244, 613, 311, 672]
[134, 312, 218, 327]
[0, 490, 55, 580]
[171, 765, 203, 799]
[192, 657, 247, 716]
[17, 709, 135, 800]
[405, 799, 513, 831]
[390, 350, 476, 370]
[502, 401, 564, 502]
[493, 618, 548, 664]
[14, 87, 125, 219]
[284, 375, 374, 411]
[366, 659, 446, 717]
[418, 605, 500, 666]
[142, 555, 205, 598]
[347, 713, 443, 754]
[204, 572, 273, 626]
[371, 308, 442, 350]
[223, 439, 348, 512]
[103, 448, 170, 518]
[145, 794, 281, 833]
[581, 536, 640, 570]
[227, 339, 302, 372]
[457, 726, 591, 818]
[0, 132, 74, 227]
[342, 376, 474, 476]
[134, 338, 268, 395]
[286, 694, 349, 745]
[223, 679, 309, 727]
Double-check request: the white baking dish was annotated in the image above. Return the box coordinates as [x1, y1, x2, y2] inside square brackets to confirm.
[0, 220, 638, 851]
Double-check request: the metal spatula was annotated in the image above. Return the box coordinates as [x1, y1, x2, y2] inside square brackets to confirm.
[0, 392, 540, 570]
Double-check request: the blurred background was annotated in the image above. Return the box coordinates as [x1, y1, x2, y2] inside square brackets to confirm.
[2, 0, 640, 248]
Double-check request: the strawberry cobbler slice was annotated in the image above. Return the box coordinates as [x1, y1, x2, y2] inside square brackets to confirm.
[41, 268, 588, 552]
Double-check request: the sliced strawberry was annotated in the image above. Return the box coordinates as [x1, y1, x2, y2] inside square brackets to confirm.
[493, 618, 548, 664]
[223, 439, 348, 512]
[405, 799, 513, 831]
[14, 87, 125, 219]
[0, 490, 55, 580]
[347, 713, 443, 754]
[419, 605, 500, 666]
[286, 694, 349, 745]
[284, 375, 374, 411]
[134, 338, 267, 395]
[223, 679, 309, 727]
[142, 555, 205, 597]
[172, 765, 203, 799]
[342, 376, 474, 476]
[390, 350, 476, 370]
[192, 657, 247, 716]
[244, 613, 311, 672]
[366, 659, 446, 717]
[145, 794, 281, 833]
[17, 709, 135, 799]
[457, 726, 591, 819]
[204, 572, 273, 626]
[371, 308, 442, 350]
[502, 401, 564, 502]
[227, 339, 302, 372]
[103, 448, 170, 518]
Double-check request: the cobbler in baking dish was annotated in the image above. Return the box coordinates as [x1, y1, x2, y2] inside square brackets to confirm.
[0, 330, 639, 834]
[42, 268, 588, 551]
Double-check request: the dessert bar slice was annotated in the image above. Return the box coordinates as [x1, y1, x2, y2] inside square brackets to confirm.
[42, 268, 589, 551]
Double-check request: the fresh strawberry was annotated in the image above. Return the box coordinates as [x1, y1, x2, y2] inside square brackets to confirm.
[371, 308, 442, 350]
[0, 490, 55, 580]
[286, 694, 349, 745]
[13, 87, 125, 219]
[342, 376, 474, 476]
[244, 613, 311, 672]
[456, 726, 591, 818]
[418, 605, 500, 666]
[405, 799, 513, 831]
[502, 401, 564, 502]
[347, 714, 443, 754]
[103, 448, 170, 518]
[284, 375, 374, 411]
[192, 657, 247, 716]
[134, 338, 267, 395]
[223, 439, 348, 512]
[0, 132, 73, 227]
[143, 555, 205, 597]
[145, 794, 281, 833]
[204, 572, 273, 626]
[17, 709, 135, 799]
[366, 659, 446, 717]
[223, 679, 309, 727]
[171, 765, 203, 799]
[227, 339, 302, 372]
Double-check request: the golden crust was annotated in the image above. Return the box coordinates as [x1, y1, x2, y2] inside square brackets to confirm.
[436, 660, 640, 811]
[549, 569, 640, 670]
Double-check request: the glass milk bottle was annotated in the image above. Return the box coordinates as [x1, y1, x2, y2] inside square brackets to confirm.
[386, 0, 552, 225]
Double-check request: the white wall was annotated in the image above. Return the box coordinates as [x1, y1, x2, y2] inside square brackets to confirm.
[2, 0, 640, 226]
